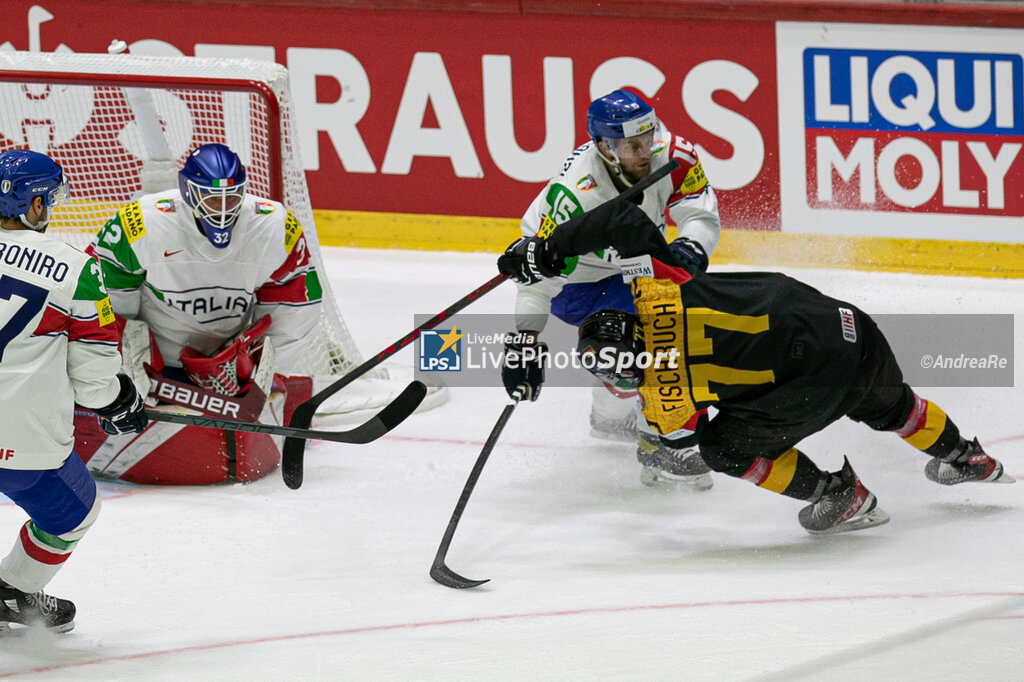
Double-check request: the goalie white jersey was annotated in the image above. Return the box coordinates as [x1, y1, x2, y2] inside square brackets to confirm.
[89, 190, 322, 375]
[0, 228, 122, 470]
[515, 126, 720, 332]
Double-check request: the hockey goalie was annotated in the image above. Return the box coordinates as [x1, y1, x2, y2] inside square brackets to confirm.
[73, 143, 402, 484]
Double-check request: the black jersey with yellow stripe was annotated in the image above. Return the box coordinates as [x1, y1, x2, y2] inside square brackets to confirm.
[633, 270, 864, 437]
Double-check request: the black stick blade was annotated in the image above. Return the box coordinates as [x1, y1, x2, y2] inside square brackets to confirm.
[430, 561, 490, 589]
[282, 449, 304, 489]
[376, 380, 428, 432]
[281, 380, 427, 489]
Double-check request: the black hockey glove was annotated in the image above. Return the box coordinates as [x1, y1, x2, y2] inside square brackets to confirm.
[667, 237, 709, 274]
[497, 237, 564, 284]
[93, 374, 148, 436]
[501, 340, 547, 401]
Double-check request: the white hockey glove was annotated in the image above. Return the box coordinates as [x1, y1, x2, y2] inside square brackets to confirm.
[179, 315, 272, 396]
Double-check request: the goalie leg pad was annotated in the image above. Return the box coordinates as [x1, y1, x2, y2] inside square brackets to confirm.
[76, 352, 285, 485]
[276, 374, 313, 426]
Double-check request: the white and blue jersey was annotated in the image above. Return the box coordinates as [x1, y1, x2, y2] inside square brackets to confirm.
[515, 125, 720, 333]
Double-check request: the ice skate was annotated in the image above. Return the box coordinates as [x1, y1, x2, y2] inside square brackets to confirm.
[590, 409, 639, 443]
[925, 438, 1015, 485]
[636, 433, 713, 491]
[798, 457, 889, 535]
[0, 580, 76, 633]
[588, 384, 640, 443]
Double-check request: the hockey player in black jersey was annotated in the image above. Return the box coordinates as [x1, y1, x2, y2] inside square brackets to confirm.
[497, 196, 1014, 534]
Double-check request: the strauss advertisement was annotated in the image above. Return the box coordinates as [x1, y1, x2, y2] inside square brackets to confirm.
[2, 3, 1023, 242]
[0, 2, 779, 230]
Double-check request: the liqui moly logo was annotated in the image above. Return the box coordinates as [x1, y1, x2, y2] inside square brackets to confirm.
[804, 48, 1024, 216]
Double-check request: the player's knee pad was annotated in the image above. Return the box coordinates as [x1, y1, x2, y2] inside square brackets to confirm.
[58, 494, 101, 544]
[0, 494, 101, 593]
[694, 442, 748, 476]
[861, 384, 916, 431]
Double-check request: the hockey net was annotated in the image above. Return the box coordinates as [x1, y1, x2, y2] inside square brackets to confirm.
[0, 49, 413, 420]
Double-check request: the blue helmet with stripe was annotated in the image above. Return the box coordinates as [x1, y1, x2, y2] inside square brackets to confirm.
[0, 149, 69, 232]
[586, 90, 657, 143]
[178, 143, 247, 248]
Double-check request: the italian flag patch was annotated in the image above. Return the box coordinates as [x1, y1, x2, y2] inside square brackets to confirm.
[211, 178, 235, 187]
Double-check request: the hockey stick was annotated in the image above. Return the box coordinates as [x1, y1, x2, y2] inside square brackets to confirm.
[282, 158, 680, 490]
[145, 380, 426, 444]
[281, 273, 508, 489]
[430, 386, 525, 589]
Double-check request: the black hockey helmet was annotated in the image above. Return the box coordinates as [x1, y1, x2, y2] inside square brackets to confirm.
[577, 309, 645, 390]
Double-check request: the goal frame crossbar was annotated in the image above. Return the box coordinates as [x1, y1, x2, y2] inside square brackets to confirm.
[0, 68, 283, 200]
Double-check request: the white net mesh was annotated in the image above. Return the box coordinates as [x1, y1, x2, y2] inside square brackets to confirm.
[0, 49, 372, 380]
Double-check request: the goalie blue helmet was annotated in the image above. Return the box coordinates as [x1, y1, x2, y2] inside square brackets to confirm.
[178, 143, 247, 248]
[586, 89, 657, 143]
[0, 149, 69, 232]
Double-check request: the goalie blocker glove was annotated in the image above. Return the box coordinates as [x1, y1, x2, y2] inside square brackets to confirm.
[497, 237, 564, 284]
[92, 374, 148, 436]
[501, 339, 547, 401]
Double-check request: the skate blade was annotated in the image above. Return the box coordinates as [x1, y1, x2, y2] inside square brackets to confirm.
[927, 460, 1017, 485]
[987, 464, 1016, 484]
[590, 428, 636, 444]
[0, 620, 74, 636]
[805, 507, 891, 536]
[640, 467, 714, 491]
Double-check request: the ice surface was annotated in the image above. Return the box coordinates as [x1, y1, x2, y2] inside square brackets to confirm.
[1, 248, 1021, 680]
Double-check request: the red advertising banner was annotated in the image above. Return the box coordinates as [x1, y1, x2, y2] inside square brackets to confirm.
[0, 2, 780, 230]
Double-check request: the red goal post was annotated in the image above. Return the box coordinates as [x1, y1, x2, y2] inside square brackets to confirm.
[0, 49, 372, 382]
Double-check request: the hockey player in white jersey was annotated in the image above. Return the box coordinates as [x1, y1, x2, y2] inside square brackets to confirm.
[497, 90, 721, 489]
[0, 149, 147, 633]
[95, 143, 320, 381]
[79, 143, 321, 484]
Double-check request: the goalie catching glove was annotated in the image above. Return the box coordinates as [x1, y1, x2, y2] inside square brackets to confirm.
[179, 315, 272, 396]
[93, 374, 148, 436]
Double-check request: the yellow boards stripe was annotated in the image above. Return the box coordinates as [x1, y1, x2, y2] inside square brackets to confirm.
[311, 209, 1024, 279]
